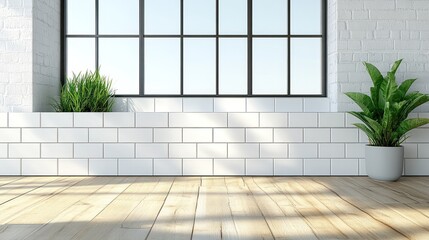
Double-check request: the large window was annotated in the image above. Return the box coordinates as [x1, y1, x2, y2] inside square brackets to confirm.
[63, 0, 326, 97]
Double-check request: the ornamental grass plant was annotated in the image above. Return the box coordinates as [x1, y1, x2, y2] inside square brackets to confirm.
[53, 69, 115, 112]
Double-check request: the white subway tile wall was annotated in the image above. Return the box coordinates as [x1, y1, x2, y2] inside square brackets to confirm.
[0, 113, 7, 127]
[89, 159, 117, 176]
[274, 159, 303, 176]
[41, 144, 73, 158]
[0, 159, 21, 175]
[90, 128, 118, 143]
[260, 113, 288, 127]
[128, 98, 155, 112]
[246, 98, 275, 112]
[59, 159, 88, 175]
[154, 159, 182, 175]
[104, 113, 135, 127]
[22, 128, 57, 142]
[0, 129, 21, 142]
[22, 159, 57, 175]
[183, 129, 212, 143]
[74, 113, 103, 127]
[214, 98, 246, 112]
[0, 112, 428, 176]
[197, 144, 227, 158]
[41, 113, 73, 127]
[58, 128, 88, 142]
[183, 98, 214, 112]
[170, 113, 227, 128]
[118, 159, 153, 175]
[246, 159, 274, 175]
[9, 113, 40, 127]
[118, 128, 152, 143]
[0, 144, 7, 158]
[155, 98, 183, 112]
[183, 159, 213, 175]
[169, 144, 197, 158]
[136, 113, 168, 127]
[104, 143, 135, 158]
[214, 159, 245, 175]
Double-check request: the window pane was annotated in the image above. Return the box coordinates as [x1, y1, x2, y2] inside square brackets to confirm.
[219, 0, 247, 35]
[291, 38, 322, 95]
[144, 38, 181, 94]
[291, 0, 321, 34]
[219, 38, 247, 94]
[184, 38, 216, 94]
[184, 0, 215, 34]
[67, 38, 95, 77]
[99, 38, 139, 95]
[253, 0, 287, 35]
[145, 0, 180, 35]
[99, 0, 139, 34]
[67, 0, 95, 34]
[253, 38, 287, 94]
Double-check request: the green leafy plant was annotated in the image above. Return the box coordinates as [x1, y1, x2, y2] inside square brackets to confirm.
[53, 69, 115, 112]
[345, 59, 429, 147]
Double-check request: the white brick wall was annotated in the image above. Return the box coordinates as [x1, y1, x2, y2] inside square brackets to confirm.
[334, 0, 429, 112]
[33, 0, 61, 111]
[0, 0, 33, 112]
[0, 0, 60, 112]
[0, 112, 427, 176]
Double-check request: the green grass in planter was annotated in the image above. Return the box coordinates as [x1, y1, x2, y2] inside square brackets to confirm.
[53, 69, 115, 112]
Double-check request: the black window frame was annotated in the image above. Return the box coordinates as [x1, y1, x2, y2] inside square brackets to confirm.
[61, 0, 327, 98]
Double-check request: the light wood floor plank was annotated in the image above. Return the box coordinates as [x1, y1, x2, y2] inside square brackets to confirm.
[146, 177, 200, 240]
[104, 177, 173, 240]
[0, 177, 85, 239]
[304, 178, 407, 239]
[369, 178, 429, 203]
[272, 178, 352, 239]
[0, 177, 427, 239]
[10, 177, 126, 240]
[0, 177, 22, 187]
[25, 177, 134, 240]
[244, 177, 315, 240]
[225, 177, 274, 240]
[122, 177, 174, 230]
[193, 180, 239, 240]
[320, 177, 428, 239]
[0, 177, 84, 224]
[0, 177, 59, 205]
[253, 177, 318, 240]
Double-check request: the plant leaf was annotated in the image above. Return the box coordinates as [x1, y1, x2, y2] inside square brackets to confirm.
[364, 62, 384, 86]
[390, 59, 403, 75]
[345, 92, 375, 115]
[396, 118, 429, 139]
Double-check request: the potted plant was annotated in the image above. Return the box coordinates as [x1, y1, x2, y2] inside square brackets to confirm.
[53, 69, 115, 112]
[346, 59, 429, 181]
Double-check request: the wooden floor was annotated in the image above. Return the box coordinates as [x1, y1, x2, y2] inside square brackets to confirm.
[0, 177, 428, 240]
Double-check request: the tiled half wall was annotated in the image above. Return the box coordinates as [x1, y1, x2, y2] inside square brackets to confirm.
[0, 112, 428, 176]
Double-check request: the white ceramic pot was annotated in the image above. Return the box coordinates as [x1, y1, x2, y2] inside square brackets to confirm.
[365, 145, 404, 181]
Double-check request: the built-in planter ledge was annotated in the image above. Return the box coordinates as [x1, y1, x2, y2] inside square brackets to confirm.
[0, 112, 428, 176]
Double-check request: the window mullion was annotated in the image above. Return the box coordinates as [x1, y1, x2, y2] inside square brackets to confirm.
[140, 0, 145, 96]
[180, 0, 184, 95]
[287, 0, 291, 95]
[247, 0, 252, 96]
[216, 0, 219, 95]
[95, 0, 99, 70]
